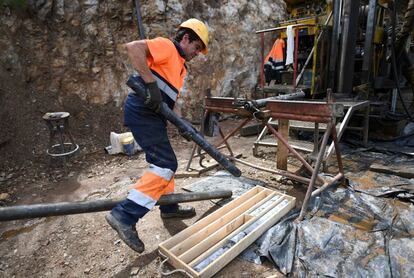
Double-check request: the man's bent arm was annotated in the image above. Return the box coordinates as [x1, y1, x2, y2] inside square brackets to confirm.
[123, 40, 155, 84]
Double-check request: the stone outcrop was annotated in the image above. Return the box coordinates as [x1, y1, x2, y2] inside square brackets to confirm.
[1, 0, 286, 118]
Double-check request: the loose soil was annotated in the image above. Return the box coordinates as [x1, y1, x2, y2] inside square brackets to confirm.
[1, 115, 302, 277]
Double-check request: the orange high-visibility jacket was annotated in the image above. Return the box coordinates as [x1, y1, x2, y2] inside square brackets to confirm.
[265, 38, 285, 63]
[146, 37, 187, 109]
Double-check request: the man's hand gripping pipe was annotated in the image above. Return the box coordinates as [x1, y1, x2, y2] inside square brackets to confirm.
[127, 74, 242, 177]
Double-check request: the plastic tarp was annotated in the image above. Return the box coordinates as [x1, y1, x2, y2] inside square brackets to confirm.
[183, 171, 266, 205]
[241, 187, 414, 277]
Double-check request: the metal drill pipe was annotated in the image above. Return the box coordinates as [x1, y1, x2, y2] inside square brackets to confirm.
[127, 75, 241, 177]
[297, 122, 333, 221]
[241, 90, 305, 111]
[0, 191, 233, 221]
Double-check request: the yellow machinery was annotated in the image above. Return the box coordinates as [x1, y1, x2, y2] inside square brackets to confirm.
[277, 0, 332, 95]
[259, 0, 414, 136]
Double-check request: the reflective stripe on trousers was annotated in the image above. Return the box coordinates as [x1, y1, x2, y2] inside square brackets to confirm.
[128, 166, 175, 209]
[124, 98, 178, 210]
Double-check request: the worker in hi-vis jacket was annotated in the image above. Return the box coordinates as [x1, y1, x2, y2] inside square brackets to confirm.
[106, 19, 209, 253]
[264, 33, 285, 84]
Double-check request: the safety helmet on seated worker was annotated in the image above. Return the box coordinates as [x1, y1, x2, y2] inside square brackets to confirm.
[179, 18, 209, 54]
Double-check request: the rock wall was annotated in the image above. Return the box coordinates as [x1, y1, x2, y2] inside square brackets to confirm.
[0, 0, 286, 167]
[1, 0, 286, 118]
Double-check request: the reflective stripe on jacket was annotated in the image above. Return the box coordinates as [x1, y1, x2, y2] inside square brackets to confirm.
[146, 37, 187, 109]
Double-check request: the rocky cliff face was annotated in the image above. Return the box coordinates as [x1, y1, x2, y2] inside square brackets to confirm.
[1, 0, 286, 117]
[0, 0, 286, 167]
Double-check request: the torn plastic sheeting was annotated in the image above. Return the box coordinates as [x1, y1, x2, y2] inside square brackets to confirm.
[183, 170, 266, 206]
[240, 188, 414, 277]
[294, 217, 390, 277]
[389, 238, 414, 275]
[240, 210, 299, 271]
[348, 173, 414, 203]
[353, 183, 414, 202]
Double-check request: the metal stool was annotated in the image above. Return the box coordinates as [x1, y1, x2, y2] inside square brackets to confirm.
[43, 112, 79, 157]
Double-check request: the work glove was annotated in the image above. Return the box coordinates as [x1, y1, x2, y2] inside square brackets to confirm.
[145, 82, 162, 112]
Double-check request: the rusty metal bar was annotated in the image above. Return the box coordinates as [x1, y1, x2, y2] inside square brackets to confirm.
[297, 122, 333, 221]
[230, 157, 313, 185]
[185, 109, 210, 171]
[204, 107, 244, 115]
[192, 145, 227, 159]
[204, 97, 253, 117]
[269, 113, 332, 123]
[266, 123, 325, 185]
[311, 172, 344, 197]
[214, 117, 252, 148]
[219, 127, 234, 157]
[266, 100, 340, 121]
[185, 144, 198, 172]
[331, 124, 344, 174]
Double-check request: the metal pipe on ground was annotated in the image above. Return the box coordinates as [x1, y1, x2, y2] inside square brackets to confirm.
[0, 191, 232, 221]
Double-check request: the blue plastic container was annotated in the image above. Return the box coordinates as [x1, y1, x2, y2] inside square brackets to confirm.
[122, 136, 134, 156]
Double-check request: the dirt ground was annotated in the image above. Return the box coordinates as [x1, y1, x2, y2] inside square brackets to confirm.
[2, 107, 412, 278]
[1, 119, 309, 278]
[0, 62, 297, 277]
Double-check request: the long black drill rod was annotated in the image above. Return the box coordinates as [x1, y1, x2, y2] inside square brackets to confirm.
[127, 74, 242, 177]
[0, 190, 232, 221]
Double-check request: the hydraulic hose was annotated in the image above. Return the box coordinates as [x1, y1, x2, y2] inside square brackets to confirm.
[127, 75, 242, 177]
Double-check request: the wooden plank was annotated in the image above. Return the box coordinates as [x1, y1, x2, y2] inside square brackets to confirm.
[158, 246, 199, 277]
[174, 170, 200, 178]
[179, 214, 247, 263]
[180, 192, 280, 263]
[160, 187, 261, 250]
[369, 163, 414, 179]
[189, 193, 286, 269]
[277, 119, 289, 170]
[171, 189, 269, 256]
[188, 214, 256, 268]
[159, 187, 296, 278]
[199, 197, 296, 278]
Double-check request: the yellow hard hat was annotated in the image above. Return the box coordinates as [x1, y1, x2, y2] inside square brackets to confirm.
[179, 18, 209, 54]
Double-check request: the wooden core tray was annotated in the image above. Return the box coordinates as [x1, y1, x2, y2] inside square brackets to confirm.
[159, 186, 296, 278]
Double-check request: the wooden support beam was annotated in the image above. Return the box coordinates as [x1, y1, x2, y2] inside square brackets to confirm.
[277, 119, 289, 170]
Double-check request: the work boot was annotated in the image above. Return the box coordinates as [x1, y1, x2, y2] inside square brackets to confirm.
[160, 204, 196, 219]
[105, 213, 145, 253]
